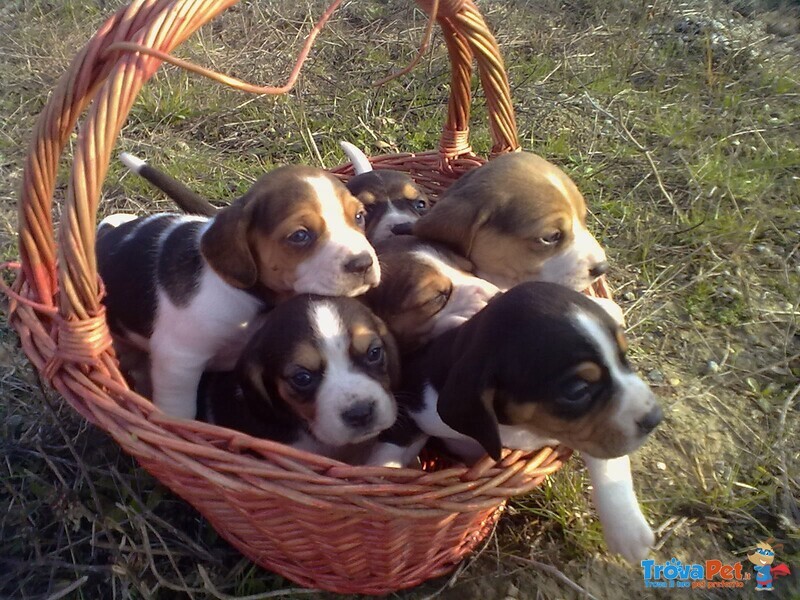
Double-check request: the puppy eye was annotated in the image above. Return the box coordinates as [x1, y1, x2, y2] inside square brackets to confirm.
[413, 198, 428, 213]
[423, 287, 451, 310]
[560, 378, 593, 403]
[537, 231, 563, 245]
[287, 229, 314, 246]
[289, 369, 315, 390]
[365, 343, 384, 365]
[354, 210, 367, 229]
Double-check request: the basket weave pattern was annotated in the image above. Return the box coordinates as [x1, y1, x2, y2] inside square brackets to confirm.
[3, 0, 604, 594]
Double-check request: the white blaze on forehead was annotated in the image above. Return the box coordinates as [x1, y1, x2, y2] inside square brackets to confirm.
[544, 171, 575, 206]
[305, 175, 352, 235]
[311, 301, 348, 354]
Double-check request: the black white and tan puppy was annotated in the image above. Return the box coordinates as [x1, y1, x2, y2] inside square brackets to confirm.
[339, 141, 430, 243]
[367, 281, 662, 563]
[365, 236, 500, 353]
[97, 163, 380, 420]
[196, 295, 400, 462]
[407, 152, 609, 292]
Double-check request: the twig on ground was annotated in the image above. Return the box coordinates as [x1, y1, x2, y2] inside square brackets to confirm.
[510, 555, 600, 600]
[775, 383, 800, 527]
[43, 576, 89, 600]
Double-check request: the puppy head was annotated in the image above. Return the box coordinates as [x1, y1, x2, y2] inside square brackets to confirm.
[436, 281, 661, 460]
[412, 152, 608, 291]
[238, 296, 399, 447]
[347, 171, 430, 243]
[201, 165, 380, 297]
[365, 237, 499, 352]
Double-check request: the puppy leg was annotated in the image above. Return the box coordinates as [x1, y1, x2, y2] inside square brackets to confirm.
[583, 454, 655, 563]
[365, 437, 428, 468]
[149, 335, 211, 419]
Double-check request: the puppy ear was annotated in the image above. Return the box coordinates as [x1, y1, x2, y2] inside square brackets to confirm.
[200, 198, 257, 288]
[412, 201, 490, 257]
[237, 359, 274, 410]
[391, 222, 414, 236]
[375, 316, 401, 385]
[436, 357, 502, 461]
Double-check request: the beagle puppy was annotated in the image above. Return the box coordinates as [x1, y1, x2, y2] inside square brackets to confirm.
[368, 281, 662, 563]
[97, 164, 380, 420]
[196, 295, 400, 462]
[365, 236, 500, 353]
[408, 152, 609, 292]
[339, 141, 431, 243]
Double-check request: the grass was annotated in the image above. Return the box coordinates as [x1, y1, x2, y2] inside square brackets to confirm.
[1, 0, 799, 598]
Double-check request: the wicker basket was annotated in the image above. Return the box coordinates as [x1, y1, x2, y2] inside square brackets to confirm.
[3, 0, 609, 594]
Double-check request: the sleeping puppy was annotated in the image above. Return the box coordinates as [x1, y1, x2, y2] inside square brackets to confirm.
[365, 236, 500, 353]
[368, 282, 662, 563]
[196, 295, 400, 462]
[339, 141, 430, 243]
[406, 152, 609, 291]
[97, 164, 380, 420]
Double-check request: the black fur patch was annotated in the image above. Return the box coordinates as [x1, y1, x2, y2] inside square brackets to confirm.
[158, 220, 205, 307]
[97, 215, 180, 338]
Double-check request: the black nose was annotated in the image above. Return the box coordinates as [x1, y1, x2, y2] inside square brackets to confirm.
[589, 261, 609, 278]
[344, 252, 374, 275]
[637, 405, 663, 434]
[341, 401, 375, 429]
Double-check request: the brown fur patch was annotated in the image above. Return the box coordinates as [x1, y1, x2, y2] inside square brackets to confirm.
[290, 341, 322, 373]
[575, 361, 603, 382]
[402, 183, 420, 200]
[276, 380, 317, 423]
[350, 322, 376, 355]
[356, 190, 376, 204]
[615, 329, 628, 353]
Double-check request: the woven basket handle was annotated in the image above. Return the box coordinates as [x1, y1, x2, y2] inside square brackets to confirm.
[420, 0, 520, 161]
[15, 0, 521, 367]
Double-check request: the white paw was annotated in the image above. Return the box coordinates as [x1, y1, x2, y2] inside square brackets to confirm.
[590, 297, 626, 326]
[603, 508, 655, 564]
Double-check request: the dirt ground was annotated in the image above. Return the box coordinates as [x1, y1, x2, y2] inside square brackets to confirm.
[0, 0, 798, 598]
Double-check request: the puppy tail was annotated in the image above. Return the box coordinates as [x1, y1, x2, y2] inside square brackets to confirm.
[119, 152, 218, 217]
[339, 141, 373, 175]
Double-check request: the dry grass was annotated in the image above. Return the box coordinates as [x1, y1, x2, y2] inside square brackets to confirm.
[1, 0, 799, 598]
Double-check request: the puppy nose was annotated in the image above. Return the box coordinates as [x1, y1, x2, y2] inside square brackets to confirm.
[637, 405, 663, 434]
[344, 252, 374, 275]
[589, 261, 609, 278]
[341, 401, 375, 429]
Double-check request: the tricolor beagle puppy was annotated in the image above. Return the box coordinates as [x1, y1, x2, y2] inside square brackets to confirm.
[407, 152, 609, 292]
[368, 281, 662, 563]
[196, 295, 400, 461]
[97, 164, 380, 420]
[365, 236, 500, 353]
[339, 141, 430, 243]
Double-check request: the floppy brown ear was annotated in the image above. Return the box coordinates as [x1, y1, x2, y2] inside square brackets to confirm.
[200, 198, 257, 288]
[435, 357, 502, 461]
[412, 200, 490, 258]
[375, 316, 401, 385]
[237, 359, 274, 410]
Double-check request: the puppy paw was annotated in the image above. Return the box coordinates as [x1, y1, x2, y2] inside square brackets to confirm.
[603, 508, 655, 564]
[590, 297, 626, 326]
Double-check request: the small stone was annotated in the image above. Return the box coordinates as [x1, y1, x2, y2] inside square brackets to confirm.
[623, 291, 636, 302]
[669, 378, 681, 386]
[706, 360, 721, 374]
[656, 461, 667, 470]
[647, 369, 664, 384]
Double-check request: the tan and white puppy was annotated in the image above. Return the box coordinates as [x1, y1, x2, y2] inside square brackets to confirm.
[97, 163, 380, 419]
[365, 236, 500, 353]
[197, 295, 399, 462]
[340, 142, 431, 244]
[409, 152, 608, 291]
[368, 282, 661, 563]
